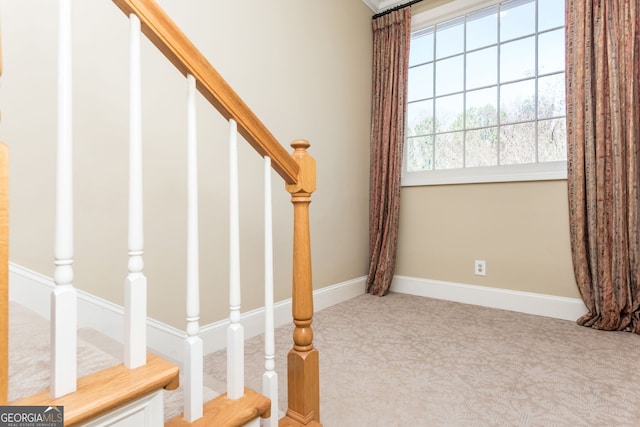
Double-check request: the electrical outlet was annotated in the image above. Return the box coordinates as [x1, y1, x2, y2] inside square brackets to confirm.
[474, 260, 486, 276]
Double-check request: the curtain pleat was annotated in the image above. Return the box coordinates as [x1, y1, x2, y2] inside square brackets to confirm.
[367, 9, 411, 296]
[566, 0, 640, 332]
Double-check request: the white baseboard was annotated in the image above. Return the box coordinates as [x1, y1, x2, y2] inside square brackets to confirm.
[391, 275, 587, 322]
[198, 276, 366, 357]
[9, 264, 587, 361]
[9, 263, 366, 365]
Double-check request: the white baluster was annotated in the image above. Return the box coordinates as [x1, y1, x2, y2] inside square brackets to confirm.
[263, 156, 278, 426]
[184, 73, 203, 422]
[51, 0, 77, 398]
[227, 118, 244, 400]
[124, 13, 147, 370]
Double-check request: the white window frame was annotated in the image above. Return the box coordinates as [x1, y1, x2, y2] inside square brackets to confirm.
[403, 0, 567, 187]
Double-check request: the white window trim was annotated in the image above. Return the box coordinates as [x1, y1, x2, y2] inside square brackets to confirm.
[412, 0, 501, 32]
[402, 160, 566, 186]
[403, 0, 568, 187]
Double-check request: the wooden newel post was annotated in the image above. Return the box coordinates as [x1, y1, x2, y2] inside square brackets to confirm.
[285, 140, 321, 425]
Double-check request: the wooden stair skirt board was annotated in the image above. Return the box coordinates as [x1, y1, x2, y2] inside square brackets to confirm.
[165, 387, 270, 427]
[278, 417, 322, 427]
[11, 354, 179, 426]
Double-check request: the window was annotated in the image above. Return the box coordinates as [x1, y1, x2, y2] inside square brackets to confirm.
[404, 0, 566, 186]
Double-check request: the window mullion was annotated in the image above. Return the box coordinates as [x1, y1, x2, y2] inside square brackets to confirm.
[496, 2, 502, 166]
[534, 0, 540, 163]
[462, 14, 467, 168]
[432, 26, 437, 170]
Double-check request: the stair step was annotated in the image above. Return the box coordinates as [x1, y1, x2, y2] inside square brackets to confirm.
[165, 387, 270, 427]
[12, 354, 179, 426]
[278, 415, 322, 427]
[8, 301, 123, 402]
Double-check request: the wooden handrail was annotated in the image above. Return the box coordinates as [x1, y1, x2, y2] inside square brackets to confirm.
[111, 0, 299, 185]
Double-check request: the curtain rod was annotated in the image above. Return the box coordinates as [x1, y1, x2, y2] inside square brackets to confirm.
[372, 0, 423, 19]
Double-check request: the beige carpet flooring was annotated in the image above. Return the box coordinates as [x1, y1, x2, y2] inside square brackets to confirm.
[10, 293, 640, 426]
[210, 293, 640, 426]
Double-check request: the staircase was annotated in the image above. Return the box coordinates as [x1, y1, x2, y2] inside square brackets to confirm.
[0, 0, 321, 426]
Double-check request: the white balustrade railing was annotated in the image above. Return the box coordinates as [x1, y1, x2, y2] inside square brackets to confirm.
[263, 156, 278, 427]
[51, 0, 77, 398]
[124, 12, 147, 370]
[184, 73, 204, 422]
[44, 3, 284, 420]
[227, 118, 245, 400]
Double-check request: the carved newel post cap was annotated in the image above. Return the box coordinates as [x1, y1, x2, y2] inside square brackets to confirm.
[291, 139, 310, 151]
[286, 140, 316, 195]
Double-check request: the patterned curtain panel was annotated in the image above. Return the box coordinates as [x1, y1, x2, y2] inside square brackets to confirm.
[367, 8, 411, 296]
[566, 0, 640, 332]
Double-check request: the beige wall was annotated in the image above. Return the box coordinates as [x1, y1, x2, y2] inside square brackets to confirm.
[1, 0, 579, 332]
[396, 180, 579, 298]
[0, 0, 373, 328]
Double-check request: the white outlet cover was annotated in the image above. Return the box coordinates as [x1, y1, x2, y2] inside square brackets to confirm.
[475, 260, 486, 276]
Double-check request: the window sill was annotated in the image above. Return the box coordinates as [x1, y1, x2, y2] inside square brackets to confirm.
[401, 161, 567, 186]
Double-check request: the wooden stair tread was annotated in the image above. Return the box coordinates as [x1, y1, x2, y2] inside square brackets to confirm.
[278, 415, 322, 427]
[11, 354, 179, 426]
[165, 387, 270, 427]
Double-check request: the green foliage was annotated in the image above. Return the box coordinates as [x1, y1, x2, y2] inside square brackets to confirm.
[405, 74, 567, 171]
